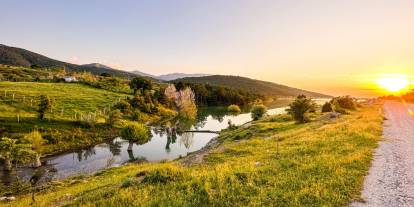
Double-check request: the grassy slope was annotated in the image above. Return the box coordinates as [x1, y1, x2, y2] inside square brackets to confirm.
[3, 104, 383, 207]
[0, 82, 128, 154]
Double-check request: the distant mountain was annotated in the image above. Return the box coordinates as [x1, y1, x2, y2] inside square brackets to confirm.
[131, 71, 210, 81]
[156, 73, 210, 81]
[174, 75, 331, 98]
[0, 44, 137, 78]
[131, 70, 157, 78]
[81, 63, 114, 70]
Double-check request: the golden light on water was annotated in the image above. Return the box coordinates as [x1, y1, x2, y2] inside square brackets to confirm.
[376, 74, 410, 93]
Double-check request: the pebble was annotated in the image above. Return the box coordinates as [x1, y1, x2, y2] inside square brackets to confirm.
[0, 196, 16, 201]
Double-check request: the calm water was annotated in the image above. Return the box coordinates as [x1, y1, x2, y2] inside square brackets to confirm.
[0, 99, 327, 183]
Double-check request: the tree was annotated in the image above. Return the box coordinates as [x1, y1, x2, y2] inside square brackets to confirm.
[227, 104, 241, 113]
[321, 102, 333, 113]
[38, 95, 51, 119]
[121, 123, 151, 151]
[164, 84, 197, 119]
[129, 77, 152, 95]
[108, 109, 122, 127]
[286, 95, 317, 123]
[251, 104, 267, 120]
[23, 130, 45, 167]
[0, 137, 36, 171]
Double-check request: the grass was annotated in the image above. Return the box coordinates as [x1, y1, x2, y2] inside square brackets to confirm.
[2, 103, 383, 206]
[0, 82, 164, 155]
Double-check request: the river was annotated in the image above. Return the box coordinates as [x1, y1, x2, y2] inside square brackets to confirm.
[0, 99, 327, 183]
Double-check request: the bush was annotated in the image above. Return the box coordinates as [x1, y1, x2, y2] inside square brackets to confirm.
[321, 102, 333, 113]
[286, 95, 316, 123]
[227, 104, 241, 113]
[332, 96, 356, 110]
[121, 123, 151, 145]
[251, 104, 267, 120]
[131, 110, 141, 121]
[114, 100, 131, 114]
[108, 109, 122, 126]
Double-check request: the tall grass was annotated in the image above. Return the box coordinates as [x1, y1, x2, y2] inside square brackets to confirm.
[4, 103, 383, 207]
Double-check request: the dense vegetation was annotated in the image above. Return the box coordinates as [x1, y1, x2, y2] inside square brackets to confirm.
[172, 81, 263, 106]
[2, 102, 383, 206]
[174, 75, 330, 98]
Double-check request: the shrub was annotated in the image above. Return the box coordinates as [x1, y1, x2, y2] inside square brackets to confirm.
[321, 102, 333, 113]
[227, 104, 241, 113]
[108, 109, 122, 126]
[251, 104, 267, 120]
[131, 110, 141, 121]
[332, 96, 356, 110]
[114, 100, 131, 114]
[37, 95, 51, 119]
[286, 95, 316, 123]
[121, 123, 151, 151]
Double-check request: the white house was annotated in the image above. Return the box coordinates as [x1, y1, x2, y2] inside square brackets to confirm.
[63, 76, 78, 82]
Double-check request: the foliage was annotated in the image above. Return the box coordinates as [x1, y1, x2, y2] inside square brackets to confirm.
[113, 100, 131, 114]
[321, 102, 333, 113]
[0, 137, 36, 170]
[23, 130, 45, 151]
[251, 104, 267, 120]
[174, 75, 329, 99]
[331, 96, 357, 110]
[131, 110, 141, 121]
[7, 105, 383, 207]
[129, 77, 152, 95]
[108, 109, 122, 126]
[172, 81, 263, 106]
[37, 95, 51, 119]
[165, 84, 197, 119]
[121, 123, 151, 145]
[286, 95, 317, 123]
[227, 104, 241, 113]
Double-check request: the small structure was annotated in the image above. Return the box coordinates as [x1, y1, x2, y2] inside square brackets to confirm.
[63, 76, 78, 82]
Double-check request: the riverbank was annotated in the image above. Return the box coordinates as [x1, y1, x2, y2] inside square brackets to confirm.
[2, 103, 383, 206]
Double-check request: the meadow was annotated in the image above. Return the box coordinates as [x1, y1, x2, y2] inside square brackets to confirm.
[0, 82, 131, 154]
[2, 103, 383, 206]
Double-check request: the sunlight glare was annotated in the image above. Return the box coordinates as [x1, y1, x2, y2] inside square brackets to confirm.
[376, 74, 410, 93]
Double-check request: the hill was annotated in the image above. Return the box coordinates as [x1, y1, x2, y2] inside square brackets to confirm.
[0, 44, 137, 78]
[156, 73, 210, 81]
[174, 75, 330, 98]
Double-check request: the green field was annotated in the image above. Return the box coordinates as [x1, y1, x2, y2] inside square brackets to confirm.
[0, 82, 131, 154]
[2, 104, 383, 206]
[0, 82, 126, 120]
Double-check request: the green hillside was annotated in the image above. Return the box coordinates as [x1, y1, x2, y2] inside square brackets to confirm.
[174, 75, 331, 98]
[0, 44, 137, 78]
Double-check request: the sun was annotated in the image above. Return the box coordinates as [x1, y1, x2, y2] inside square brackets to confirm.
[376, 74, 410, 93]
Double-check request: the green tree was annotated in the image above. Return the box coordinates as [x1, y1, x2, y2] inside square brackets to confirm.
[121, 123, 151, 151]
[321, 102, 333, 113]
[286, 95, 317, 123]
[23, 130, 45, 167]
[38, 95, 51, 119]
[129, 77, 152, 95]
[227, 104, 241, 113]
[0, 137, 36, 171]
[251, 104, 267, 120]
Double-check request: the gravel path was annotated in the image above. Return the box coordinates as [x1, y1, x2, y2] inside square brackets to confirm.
[351, 101, 414, 207]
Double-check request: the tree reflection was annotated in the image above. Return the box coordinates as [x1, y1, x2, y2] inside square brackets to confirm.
[108, 140, 122, 156]
[179, 132, 194, 149]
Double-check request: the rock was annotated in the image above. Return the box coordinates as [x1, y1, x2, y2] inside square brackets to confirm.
[319, 112, 341, 121]
[0, 196, 16, 201]
[255, 161, 262, 167]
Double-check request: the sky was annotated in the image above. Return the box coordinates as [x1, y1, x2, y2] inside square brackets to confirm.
[1, 0, 414, 97]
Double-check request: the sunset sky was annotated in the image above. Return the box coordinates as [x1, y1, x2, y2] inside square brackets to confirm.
[2, 0, 414, 97]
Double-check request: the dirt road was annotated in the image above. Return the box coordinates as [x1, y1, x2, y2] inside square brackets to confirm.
[351, 101, 414, 207]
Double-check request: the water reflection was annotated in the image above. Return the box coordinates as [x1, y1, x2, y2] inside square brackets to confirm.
[2, 100, 324, 183]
